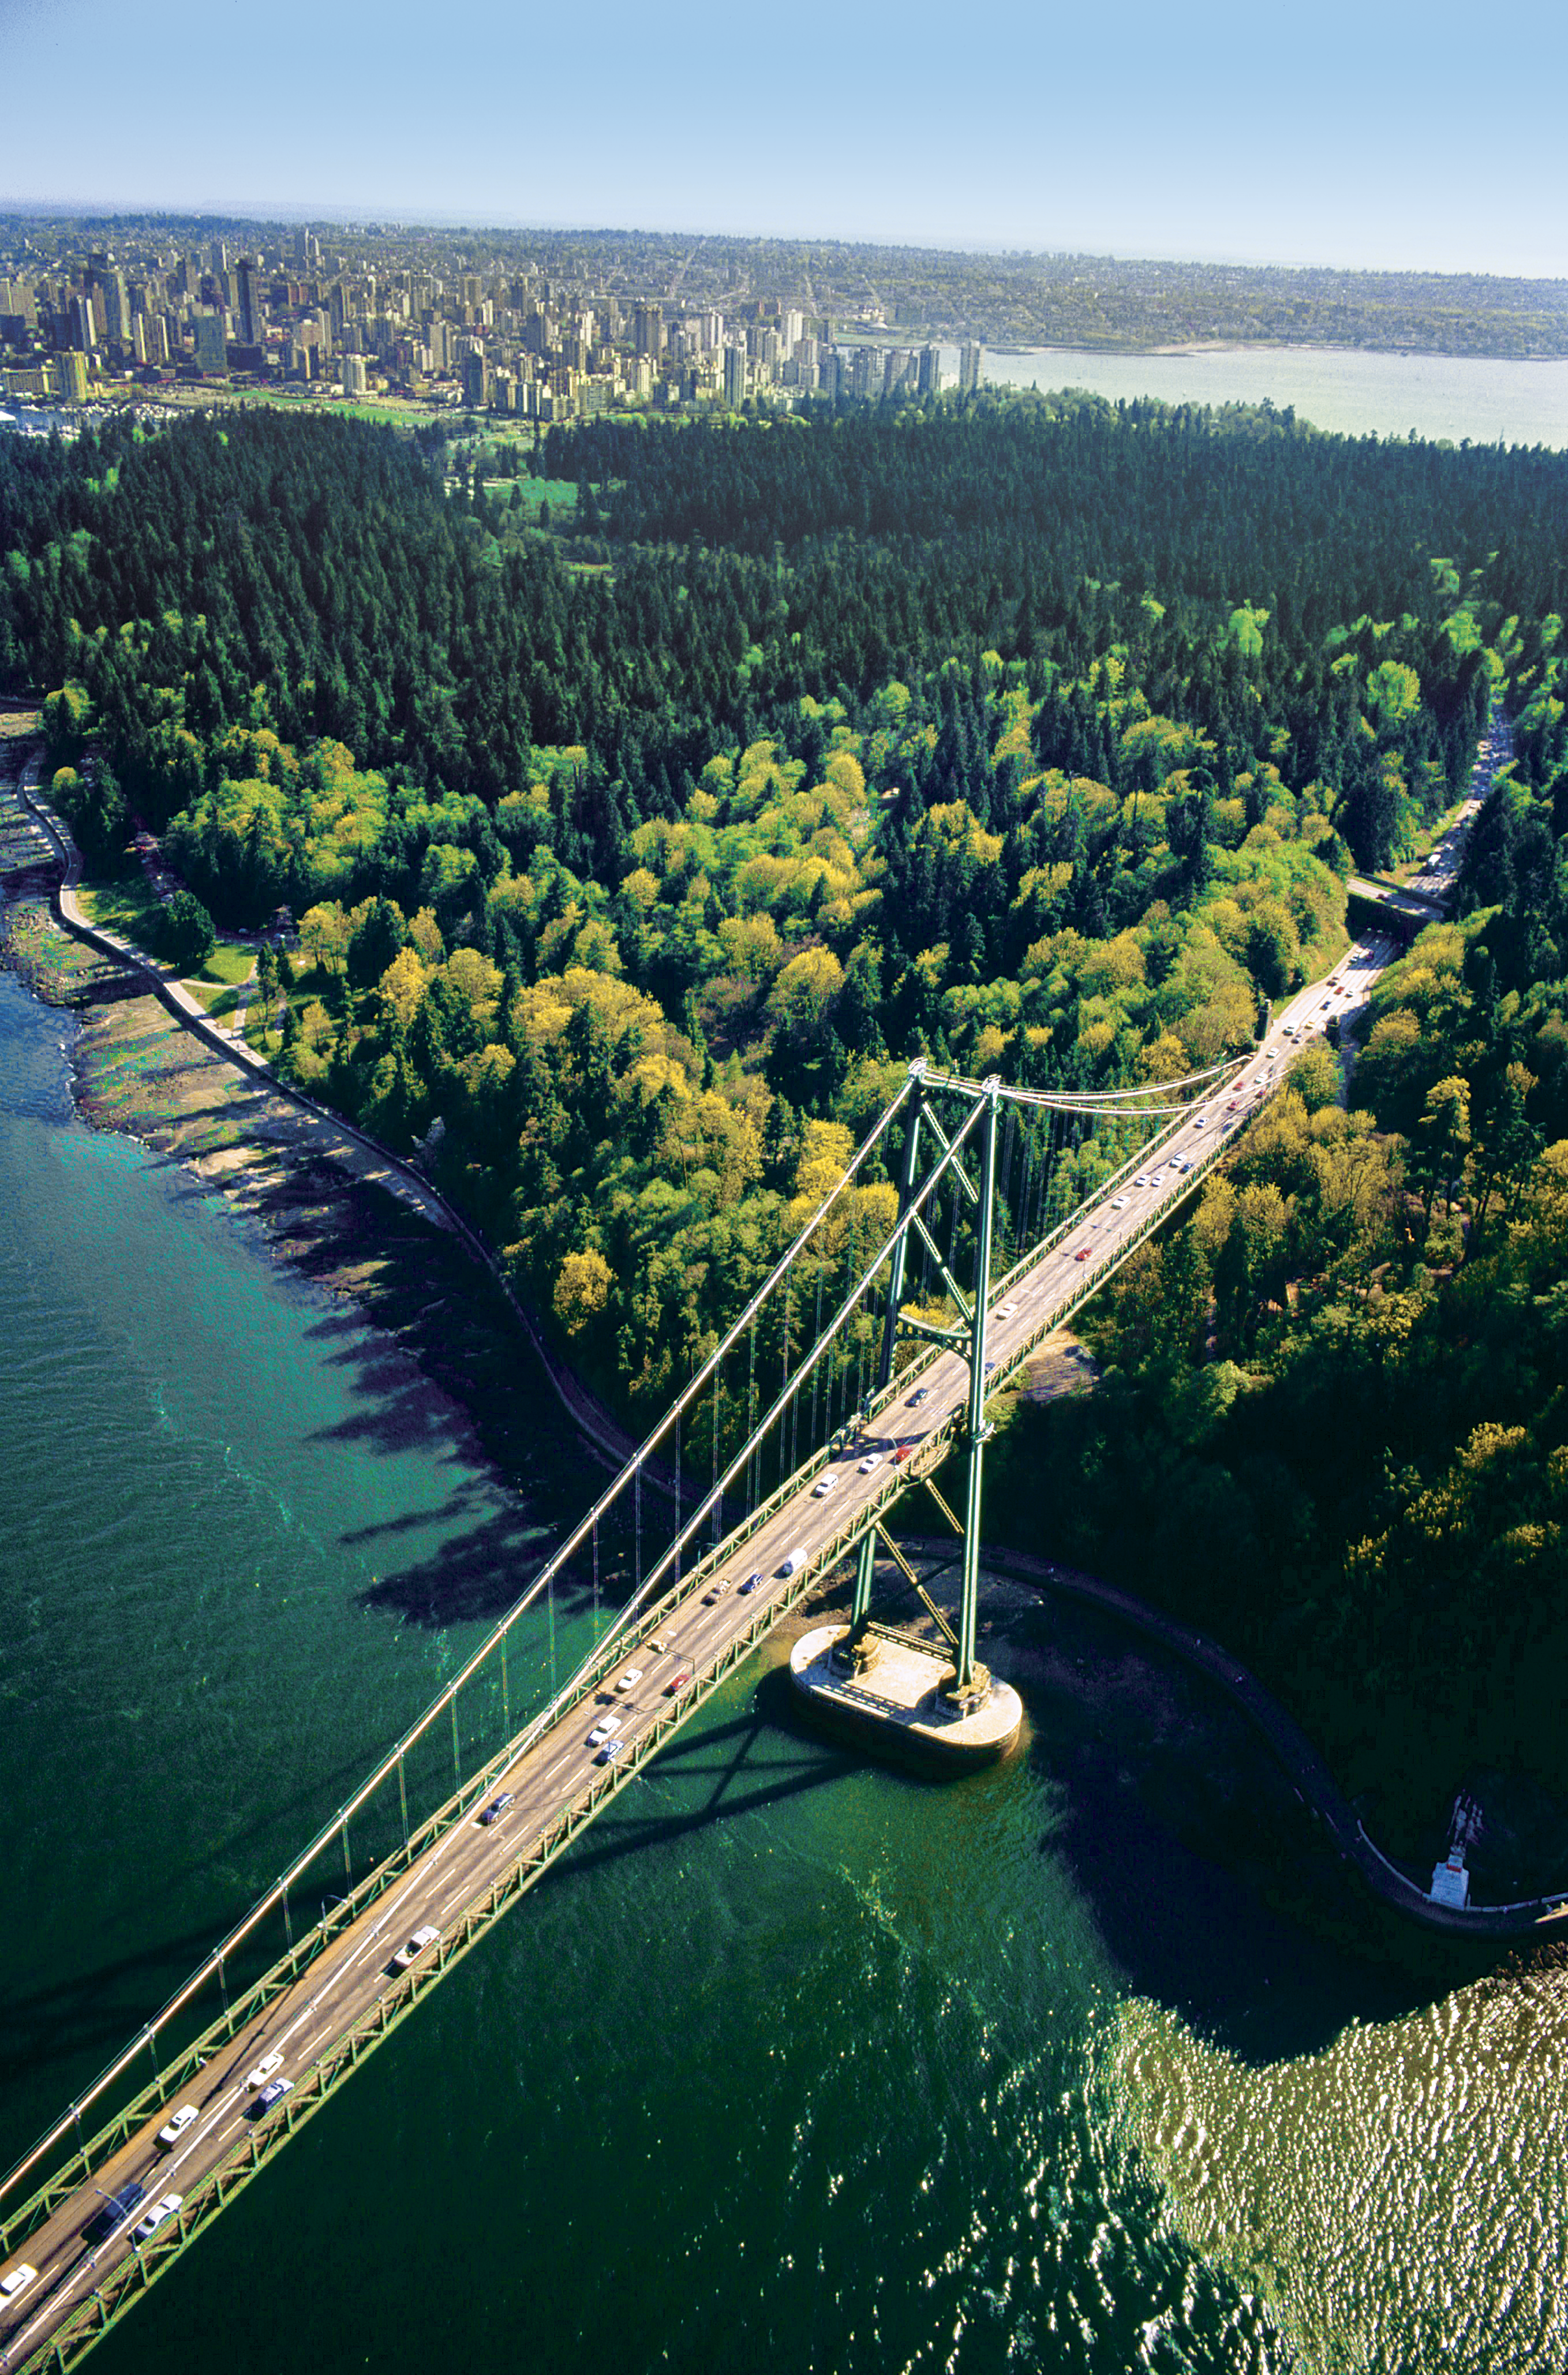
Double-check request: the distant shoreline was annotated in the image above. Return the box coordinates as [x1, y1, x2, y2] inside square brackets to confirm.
[982, 338, 1567, 366]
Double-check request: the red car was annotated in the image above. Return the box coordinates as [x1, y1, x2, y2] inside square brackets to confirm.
[892, 1445, 914, 1467]
[664, 1668, 693, 1696]
[1074, 1247, 1090, 1262]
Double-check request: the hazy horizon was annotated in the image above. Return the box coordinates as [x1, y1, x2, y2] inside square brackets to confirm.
[3, 199, 1567, 297]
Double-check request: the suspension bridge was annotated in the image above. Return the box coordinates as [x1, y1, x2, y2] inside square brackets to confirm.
[0, 934, 1395, 2372]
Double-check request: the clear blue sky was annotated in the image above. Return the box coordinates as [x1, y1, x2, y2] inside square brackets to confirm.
[2, 0, 1565, 279]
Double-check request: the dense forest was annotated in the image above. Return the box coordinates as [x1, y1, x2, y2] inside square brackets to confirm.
[5, 391, 1568, 1853]
[987, 672, 1568, 1856]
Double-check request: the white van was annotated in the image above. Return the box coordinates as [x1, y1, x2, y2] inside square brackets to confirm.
[780, 1549, 808, 1577]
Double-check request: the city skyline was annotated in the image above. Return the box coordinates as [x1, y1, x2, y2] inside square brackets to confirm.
[2, 0, 1566, 282]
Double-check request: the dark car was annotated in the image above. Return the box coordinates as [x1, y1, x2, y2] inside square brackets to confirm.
[248, 2077, 294, 2118]
[83, 2181, 145, 2244]
[738, 1571, 762, 1595]
[477, 1791, 515, 1827]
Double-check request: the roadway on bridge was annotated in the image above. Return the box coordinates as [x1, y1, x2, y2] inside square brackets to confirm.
[0, 812, 1468, 2368]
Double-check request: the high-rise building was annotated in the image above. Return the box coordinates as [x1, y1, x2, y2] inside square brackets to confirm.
[102, 271, 129, 346]
[849, 345, 879, 398]
[918, 345, 942, 397]
[68, 293, 95, 351]
[236, 259, 261, 347]
[193, 312, 228, 375]
[958, 341, 981, 395]
[783, 308, 803, 350]
[461, 346, 489, 408]
[209, 238, 228, 274]
[341, 354, 368, 395]
[723, 345, 746, 407]
[58, 349, 89, 402]
[633, 303, 664, 357]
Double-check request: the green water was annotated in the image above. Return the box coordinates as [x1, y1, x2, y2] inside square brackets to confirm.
[2, 967, 1565, 2375]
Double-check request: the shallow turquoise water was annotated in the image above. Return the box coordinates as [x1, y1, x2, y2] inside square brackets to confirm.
[2, 963, 1563, 2375]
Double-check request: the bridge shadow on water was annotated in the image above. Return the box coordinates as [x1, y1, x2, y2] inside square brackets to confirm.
[998, 1595, 1454, 2067]
[533, 1666, 860, 1881]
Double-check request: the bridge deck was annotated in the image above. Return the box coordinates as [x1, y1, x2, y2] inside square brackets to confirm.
[0, 907, 1426, 2372]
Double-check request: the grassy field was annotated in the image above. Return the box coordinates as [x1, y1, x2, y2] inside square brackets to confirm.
[193, 944, 257, 988]
[76, 874, 164, 955]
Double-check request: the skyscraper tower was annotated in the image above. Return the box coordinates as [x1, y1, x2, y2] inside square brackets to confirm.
[237, 259, 261, 348]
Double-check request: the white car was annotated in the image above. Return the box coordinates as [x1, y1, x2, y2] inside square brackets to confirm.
[1149, 1172, 1166, 1187]
[587, 1714, 623, 1745]
[1111, 1196, 1128, 1210]
[996, 1300, 1017, 1318]
[857, 1454, 880, 1475]
[812, 1472, 838, 1498]
[614, 1667, 642, 1693]
[392, 1924, 441, 1969]
[133, 2194, 182, 2243]
[157, 2104, 199, 2148]
[1, 2268, 37, 2303]
[1192, 1114, 1206, 1128]
[244, 2052, 285, 2090]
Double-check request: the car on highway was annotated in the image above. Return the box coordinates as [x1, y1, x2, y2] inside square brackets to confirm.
[1111, 1195, 1128, 1210]
[1192, 1114, 1206, 1128]
[812, 1472, 838, 1497]
[1, 2268, 38, 2302]
[392, 1924, 441, 1970]
[156, 2104, 199, 2148]
[595, 1738, 626, 1766]
[665, 1667, 693, 1695]
[244, 2053, 285, 2090]
[996, 1300, 1017, 1318]
[133, 2194, 183, 2242]
[249, 2080, 293, 2118]
[781, 1547, 809, 1573]
[587, 1714, 623, 1745]
[702, 1578, 729, 1603]
[1073, 1246, 1090, 1261]
[739, 1569, 764, 1593]
[1148, 1171, 1166, 1187]
[477, 1791, 515, 1827]
[615, 1667, 642, 1693]
[83, 2183, 145, 2243]
[908, 1386, 929, 1406]
[857, 1454, 880, 1475]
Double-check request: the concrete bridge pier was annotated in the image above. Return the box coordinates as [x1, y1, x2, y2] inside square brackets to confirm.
[790, 1622, 1022, 1772]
